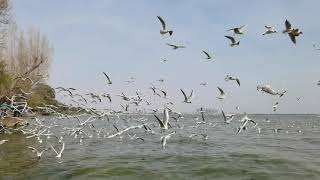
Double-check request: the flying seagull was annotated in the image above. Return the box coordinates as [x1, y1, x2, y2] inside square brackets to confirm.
[102, 72, 112, 85]
[166, 43, 186, 50]
[283, 19, 303, 44]
[262, 25, 277, 35]
[154, 108, 170, 130]
[157, 16, 173, 36]
[160, 131, 176, 149]
[49, 142, 65, 158]
[222, 110, 234, 124]
[257, 85, 286, 97]
[28, 146, 49, 159]
[225, 75, 240, 86]
[180, 89, 194, 103]
[225, 36, 240, 46]
[228, 25, 248, 35]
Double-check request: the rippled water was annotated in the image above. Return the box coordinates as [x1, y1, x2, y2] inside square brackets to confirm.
[1, 114, 320, 179]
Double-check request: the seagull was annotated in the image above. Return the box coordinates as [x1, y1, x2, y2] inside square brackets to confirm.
[296, 97, 301, 101]
[217, 87, 227, 100]
[225, 75, 240, 86]
[154, 108, 170, 130]
[28, 146, 49, 159]
[202, 50, 213, 60]
[283, 19, 303, 44]
[0, 139, 8, 145]
[228, 25, 248, 35]
[222, 110, 234, 124]
[317, 80, 320, 86]
[160, 131, 176, 149]
[157, 16, 173, 36]
[166, 43, 186, 50]
[180, 89, 194, 103]
[225, 36, 240, 46]
[262, 25, 277, 35]
[237, 114, 257, 134]
[102, 72, 112, 85]
[49, 142, 65, 158]
[257, 85, 286, 97]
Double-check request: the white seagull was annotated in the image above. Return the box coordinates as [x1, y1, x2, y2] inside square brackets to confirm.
[222, 110, 235, 124]
[262, 25, 277, 35]
[154, 108, 170, 130]
[157, 16, 173, 36]
[180, 89, 194, 103]
[160, 131, 176, 149]
[225, 36, 240, 46]
[28, 146, 49, 159]
[49, 142, 65, 158]
[225, 75, 240, 86]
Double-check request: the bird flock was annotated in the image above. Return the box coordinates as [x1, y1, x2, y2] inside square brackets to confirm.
[0, 16, 318, 162]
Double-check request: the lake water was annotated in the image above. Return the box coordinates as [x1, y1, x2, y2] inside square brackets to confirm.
[0, 114, 320, 180]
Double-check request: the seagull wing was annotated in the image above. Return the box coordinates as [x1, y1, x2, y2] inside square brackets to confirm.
[285, 19, 292, 30]
[49, 144, 59, 155]
[28, 146, 38, 153]
[221, 110, 227, 122]
[265, 25, 272, 29]
[217, 87, 225, 95]
[289, 33, 296, 44]
[180, 89, 188, 102]
[59, 142, 65, 156]
[163, 108, 169, 127]
[225, 36, 236, 43]
[166, 43, 175, 47]
[154, 114, 164, 128]
[102, 72, 112, 84]
[236, 78, 241, 86]
[239, 25, 248, 30]
[157, 16, 166, 30]
[187, 90, 194, 100]
[202, 50, 211, 59]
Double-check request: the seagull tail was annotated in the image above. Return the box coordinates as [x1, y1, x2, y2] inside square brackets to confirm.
[237, 41, 240, 46]
[168, 31, 173, 36]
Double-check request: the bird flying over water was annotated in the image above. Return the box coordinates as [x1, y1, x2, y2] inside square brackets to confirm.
[180, 89, 194, 103]
[217, 87, 227, 100]
[225, 75, 240, 86]
[202, 50, 213, 60]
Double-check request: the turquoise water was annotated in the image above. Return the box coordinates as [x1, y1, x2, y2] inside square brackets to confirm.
[0, 114, 320, 179]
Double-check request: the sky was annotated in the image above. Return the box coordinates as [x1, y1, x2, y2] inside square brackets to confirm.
[11, 0, 320, 114]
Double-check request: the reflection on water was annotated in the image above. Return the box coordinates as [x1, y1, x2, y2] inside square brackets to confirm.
[0, 114, 320, 179]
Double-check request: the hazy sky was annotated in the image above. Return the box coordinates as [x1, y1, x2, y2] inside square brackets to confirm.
[12, 0, 320, 113]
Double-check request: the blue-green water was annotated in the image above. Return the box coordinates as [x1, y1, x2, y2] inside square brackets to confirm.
[0, 114, 320, 179]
